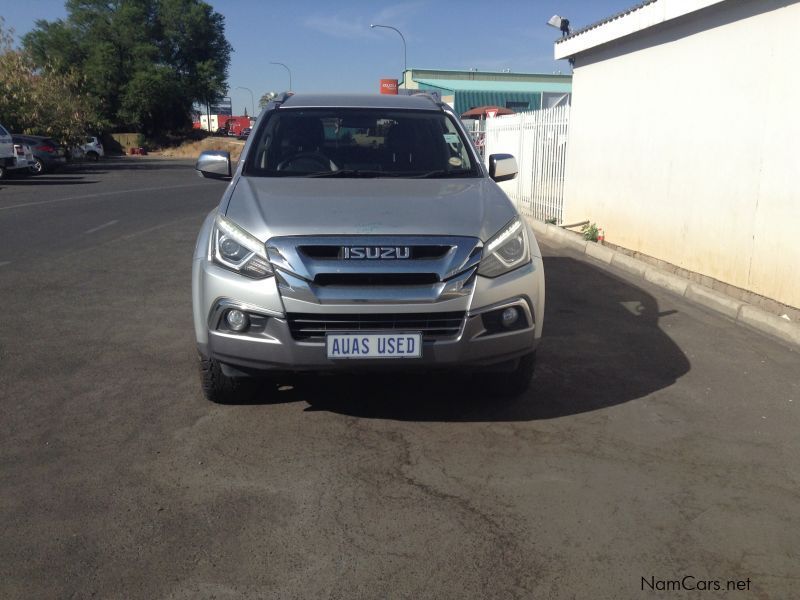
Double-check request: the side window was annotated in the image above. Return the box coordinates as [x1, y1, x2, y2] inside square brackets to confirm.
[0, 124, 9, 137]
[249, 114, 279, 170]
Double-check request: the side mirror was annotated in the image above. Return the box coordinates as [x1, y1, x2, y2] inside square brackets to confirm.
[488, 154, 518, 183]
[196, 150, 231, 179]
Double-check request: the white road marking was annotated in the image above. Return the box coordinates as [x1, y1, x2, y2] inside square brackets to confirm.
[109, 215, 198, 243]
[85, 220, 119, 234]
[0, 182, 209, 212]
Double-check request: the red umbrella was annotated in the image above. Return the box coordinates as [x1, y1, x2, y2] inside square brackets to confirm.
[460, 105, 515, 119]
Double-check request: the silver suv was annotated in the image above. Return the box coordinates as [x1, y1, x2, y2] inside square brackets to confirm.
[193, 94, 544, 403]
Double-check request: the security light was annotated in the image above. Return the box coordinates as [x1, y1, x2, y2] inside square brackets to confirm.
[547, 15, 571, 37]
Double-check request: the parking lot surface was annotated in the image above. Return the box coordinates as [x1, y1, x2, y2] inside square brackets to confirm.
[1, 160, 798, 599]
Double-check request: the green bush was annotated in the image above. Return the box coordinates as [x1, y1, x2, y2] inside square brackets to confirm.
[581, 222, 600, 242]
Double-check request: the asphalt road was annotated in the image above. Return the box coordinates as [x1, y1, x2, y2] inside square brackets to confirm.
[1, 159, 798, 599]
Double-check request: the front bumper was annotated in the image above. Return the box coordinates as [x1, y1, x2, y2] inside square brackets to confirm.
[194, 261, 544, 375]
[40, 155, 67, 168]
[203, 300, 539, 374]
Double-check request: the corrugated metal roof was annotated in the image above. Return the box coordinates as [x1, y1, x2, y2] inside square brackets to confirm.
[453, 91, 542, 115]
[414, 78, 572, 93]
[556, 0, 658, 43]
[415, 85, 543, 115]
[553, 0, 729, 59]
[410, 67, 570, 78]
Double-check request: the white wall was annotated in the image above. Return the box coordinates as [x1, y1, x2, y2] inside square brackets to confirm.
[563, 0, 800, 308]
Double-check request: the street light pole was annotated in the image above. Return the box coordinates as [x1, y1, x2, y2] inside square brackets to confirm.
[269, 62, 292, 92]
[370, 24, 407, 88]
[236, 86, 255, 116]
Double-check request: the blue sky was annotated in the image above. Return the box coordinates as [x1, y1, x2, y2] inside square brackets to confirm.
[2, 0, 632, 116]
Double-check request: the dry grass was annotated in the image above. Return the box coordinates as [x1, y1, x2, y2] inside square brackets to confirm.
[159, 137, 244, 161]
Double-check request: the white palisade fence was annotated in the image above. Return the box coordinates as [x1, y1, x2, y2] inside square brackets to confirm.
[483, 105, 570, 223]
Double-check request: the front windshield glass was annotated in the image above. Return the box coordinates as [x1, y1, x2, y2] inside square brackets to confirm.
[244, 108, 480, 178]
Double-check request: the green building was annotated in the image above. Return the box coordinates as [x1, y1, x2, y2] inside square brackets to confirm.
[401, 68, 572, 115]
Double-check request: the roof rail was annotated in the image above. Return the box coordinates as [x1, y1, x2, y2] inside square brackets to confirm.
[267, 91, 294, 110]
[401, 91, 445, 109]
[421, 92, 445, 108]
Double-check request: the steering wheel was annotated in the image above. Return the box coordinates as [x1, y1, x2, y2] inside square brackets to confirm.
[277, 152, 338, 172]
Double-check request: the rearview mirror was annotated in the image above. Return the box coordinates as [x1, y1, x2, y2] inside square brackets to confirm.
[196, 150, 231, 179]
[488, 154, 518, 183]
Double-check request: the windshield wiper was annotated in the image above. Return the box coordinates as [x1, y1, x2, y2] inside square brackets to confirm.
[408, 169, 476, 179]
[304, 169, 395, 178]
[301, 169, 476, 178]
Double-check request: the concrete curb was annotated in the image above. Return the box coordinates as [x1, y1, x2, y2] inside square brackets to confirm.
[528, 218, 800, 349]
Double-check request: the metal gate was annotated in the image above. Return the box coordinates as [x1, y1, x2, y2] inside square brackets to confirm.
[483, 105, 570, 223]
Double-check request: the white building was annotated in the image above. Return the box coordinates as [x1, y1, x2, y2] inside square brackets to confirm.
[556, 0, 800, 310]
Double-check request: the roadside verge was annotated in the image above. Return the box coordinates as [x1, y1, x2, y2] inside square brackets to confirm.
[528, 219, 800, 349]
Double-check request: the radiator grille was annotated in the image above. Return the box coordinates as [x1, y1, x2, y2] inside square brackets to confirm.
[299, 245, 451, 260]
[313, 273, 439, 286]
[286, 312, 465, 341]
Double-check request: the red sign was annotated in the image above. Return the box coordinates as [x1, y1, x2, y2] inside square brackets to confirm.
[380, 79, 399, 95]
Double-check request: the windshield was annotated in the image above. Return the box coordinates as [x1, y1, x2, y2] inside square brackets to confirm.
[244, 108, 480, 178]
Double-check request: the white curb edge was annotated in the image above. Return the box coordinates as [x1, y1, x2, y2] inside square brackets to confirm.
[528, 219, 800, 349]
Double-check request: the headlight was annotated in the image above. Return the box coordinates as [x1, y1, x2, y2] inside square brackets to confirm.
[211, 214, 273, 279]
[478, 218, 530, 277]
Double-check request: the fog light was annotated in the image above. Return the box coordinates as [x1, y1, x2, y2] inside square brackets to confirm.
[501, 307, 519, 327]
[226, 309, 249, 332]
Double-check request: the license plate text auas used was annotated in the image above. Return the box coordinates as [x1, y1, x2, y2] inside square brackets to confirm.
[326, 333, 422, 359]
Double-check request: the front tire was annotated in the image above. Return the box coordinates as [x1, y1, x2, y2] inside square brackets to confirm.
[484, 351, 537, 397]
[87, 151, 99, 162]
[199, 356, 258, 404]
[29, 158, 44, 174]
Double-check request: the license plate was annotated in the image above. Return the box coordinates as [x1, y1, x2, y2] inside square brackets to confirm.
[326, 333, 422, 359]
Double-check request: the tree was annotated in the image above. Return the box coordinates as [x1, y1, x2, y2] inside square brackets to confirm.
[258, 91, 277, 110]
[23, 0, 233, 135]
[0, 17, 103, 142]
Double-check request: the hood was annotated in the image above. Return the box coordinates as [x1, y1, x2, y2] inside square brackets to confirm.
[224, 176, 518, 242]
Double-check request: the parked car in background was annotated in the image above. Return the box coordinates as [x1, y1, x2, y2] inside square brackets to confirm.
[0, 123, 14, 179]
[68, 136, 105, 162]
[12, 135, 68, 173]
[81, 136, 104, 160]
[11, 143, 35, 173]
[237, 127, 251, 140]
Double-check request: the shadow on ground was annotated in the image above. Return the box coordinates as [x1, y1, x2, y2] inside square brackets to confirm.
[0, 174, 100, 186]
[229, 255, 691, 421]
[0, 158, 193, 188]
[65, 157, 194, 172]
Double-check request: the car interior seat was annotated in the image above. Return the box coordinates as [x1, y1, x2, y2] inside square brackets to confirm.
[284, 117, 325, 155]
[385, 122, 415, 170]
